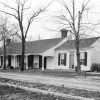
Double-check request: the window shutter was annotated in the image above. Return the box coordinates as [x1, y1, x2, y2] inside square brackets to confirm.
[84, 52, 87, 66]
[58, 54, 60, 65]
[64, 53, 66, 66]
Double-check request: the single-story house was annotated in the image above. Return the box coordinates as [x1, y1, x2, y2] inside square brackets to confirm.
[0, 33, 100, 71]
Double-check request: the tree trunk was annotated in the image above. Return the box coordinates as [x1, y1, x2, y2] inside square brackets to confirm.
[21, 36, 25, 71]
[76, 38, 81, 74]
[3, 37, 6, 70]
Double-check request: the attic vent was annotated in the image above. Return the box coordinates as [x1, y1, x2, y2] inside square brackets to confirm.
[61, 29, 68, 38]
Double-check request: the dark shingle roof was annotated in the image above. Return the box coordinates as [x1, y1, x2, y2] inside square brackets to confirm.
[0, 37, 99, 55]
[56, 37, 100, 50]
[0, 38, 63, 55]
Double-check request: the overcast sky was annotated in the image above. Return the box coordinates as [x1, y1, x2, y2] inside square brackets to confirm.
[0, 0, 100, 41]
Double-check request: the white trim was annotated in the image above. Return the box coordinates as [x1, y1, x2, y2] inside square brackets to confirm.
[13, 55, 16, 68]
[67, 52, 70, 69]
[25, 55, 28, 69]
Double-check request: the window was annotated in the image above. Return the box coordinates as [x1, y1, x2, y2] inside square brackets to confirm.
[80, 52, 87, 66]
[58, 53, 66, 66]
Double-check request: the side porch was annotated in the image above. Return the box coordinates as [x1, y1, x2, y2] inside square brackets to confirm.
[0, 54, 49, 70]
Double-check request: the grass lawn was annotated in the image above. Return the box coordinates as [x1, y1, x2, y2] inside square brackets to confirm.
[0, 68, 79, 78]
[0, 67, 100, 78]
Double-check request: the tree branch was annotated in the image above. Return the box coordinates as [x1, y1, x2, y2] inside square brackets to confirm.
[24, 8, 45, 39]
[0, 10, 18, 20]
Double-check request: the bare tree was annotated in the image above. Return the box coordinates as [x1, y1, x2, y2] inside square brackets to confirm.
[55, 0, 92, 73]
[0, 0, 48, 71]
[0, 24, 7, 70]
[0, 17, 16, 70]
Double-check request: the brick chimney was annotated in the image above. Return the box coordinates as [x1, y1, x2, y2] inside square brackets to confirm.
[61, 29, 68, 38]
[6, 39, 11, 44]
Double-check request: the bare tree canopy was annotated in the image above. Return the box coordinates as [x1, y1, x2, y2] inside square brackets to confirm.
[54, 0, 95, 73]
[0, 0, 50, 71]
[0, 17, 19, 70]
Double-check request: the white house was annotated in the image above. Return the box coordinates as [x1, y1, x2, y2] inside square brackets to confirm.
[0, 33, 100, 71]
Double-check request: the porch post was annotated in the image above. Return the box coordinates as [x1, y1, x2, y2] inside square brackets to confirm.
[87, 50, 91, 68]
[25, 55, 28, 69]
[0, 56, 1, 66]
[42, 56, 44, 71]
[67, 52, 70, 69]
[74, 52, 77, 68]
[13, 55, 16, 68]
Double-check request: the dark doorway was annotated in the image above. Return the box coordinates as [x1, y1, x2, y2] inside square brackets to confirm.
[28, 55, 34, 68]
[17, 55, 21, 66]
[1, 56, 3, 66]
[8, 56, 11, 66]
[44, 57, 47, 69]
[39, 55, 42, 69]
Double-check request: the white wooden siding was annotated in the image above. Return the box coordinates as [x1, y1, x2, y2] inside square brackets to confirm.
[91, 39, 100, 64]
[46, 57, 55, 69]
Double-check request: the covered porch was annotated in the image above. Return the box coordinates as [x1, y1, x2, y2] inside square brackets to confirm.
[0, 54, 48, 70]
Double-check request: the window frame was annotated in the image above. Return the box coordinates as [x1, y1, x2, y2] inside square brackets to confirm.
[80, 52, 87, 66]
[58, 53, 66, 66]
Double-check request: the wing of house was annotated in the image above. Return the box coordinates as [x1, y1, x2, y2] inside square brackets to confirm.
[0, 36, 100, 71]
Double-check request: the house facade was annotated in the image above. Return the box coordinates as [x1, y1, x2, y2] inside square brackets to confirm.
[0, 36, 100, 71]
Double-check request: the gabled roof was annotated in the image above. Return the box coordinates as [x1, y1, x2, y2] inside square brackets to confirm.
[0, 36, 99, 55]
[56, 37, 100, 50]
[0, 38, 63, 55]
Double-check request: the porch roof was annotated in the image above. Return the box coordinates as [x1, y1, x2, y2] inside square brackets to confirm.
[56, 37, 100, 50]
[0, 38, 63, 55]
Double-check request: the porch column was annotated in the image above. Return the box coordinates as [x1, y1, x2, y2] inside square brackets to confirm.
[74, 52, 77, 67]
[42, 56, 44, 71]
[25, 55, 28, 69]
[0, 56, 1, 66]
[67, 52, 70, 69]
[87, 50, 91, 68]
[13, 55, 16, 68]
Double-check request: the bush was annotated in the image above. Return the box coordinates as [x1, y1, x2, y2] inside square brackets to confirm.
[75, 66, 78, 72]
[10, 66, 14, 69]
[91, 63, 100, 72]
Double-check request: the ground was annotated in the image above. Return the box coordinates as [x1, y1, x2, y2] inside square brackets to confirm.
[0, 68, 100, 100]
[0, 85, 58, 100]
[0, 68, 99, 78]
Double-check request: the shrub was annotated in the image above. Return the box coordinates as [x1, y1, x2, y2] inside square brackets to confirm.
[10, 66, 14, 69]
[91, 63, 100, 72]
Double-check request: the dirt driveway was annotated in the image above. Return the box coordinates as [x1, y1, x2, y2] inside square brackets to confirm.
[0, 72, 100, 92]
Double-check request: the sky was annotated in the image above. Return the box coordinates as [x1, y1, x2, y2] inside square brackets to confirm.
[0, 0, 100, 41]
